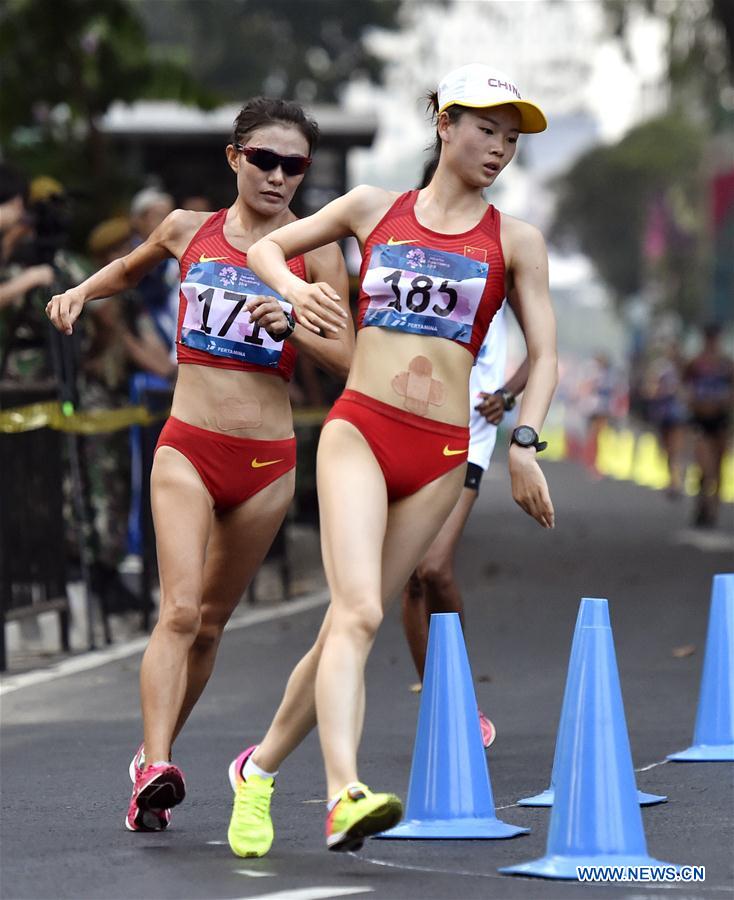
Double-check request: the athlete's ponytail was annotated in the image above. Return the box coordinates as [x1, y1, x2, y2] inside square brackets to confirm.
[422, 90, 467, 183]
[232, 98, 320, 154]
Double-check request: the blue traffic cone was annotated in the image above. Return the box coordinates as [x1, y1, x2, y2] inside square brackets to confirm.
[668, 573, 734, 762]
[518, 598, 666, 807]
[378, 613, 527, 839]
[501, 604, 677, 879]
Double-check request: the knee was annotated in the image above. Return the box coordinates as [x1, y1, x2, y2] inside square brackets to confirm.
[192, 618, 225, 655]
[416, 559, 454, 595]
[159, 595, 202, 638]
[332, 595, 383, 641]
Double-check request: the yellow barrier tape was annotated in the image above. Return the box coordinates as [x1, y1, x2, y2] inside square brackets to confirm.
[0, 400, 330, 435]
[0, 401, 167, 434]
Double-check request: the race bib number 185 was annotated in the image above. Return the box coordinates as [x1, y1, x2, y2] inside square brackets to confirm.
[361, 244, 488, 342]
[180, 261, 291, 367]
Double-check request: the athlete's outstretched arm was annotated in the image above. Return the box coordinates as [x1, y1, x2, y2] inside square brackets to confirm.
[45, 210, 201, 335]
[247, 185, 391, 335]
[504, 220, 558, 528]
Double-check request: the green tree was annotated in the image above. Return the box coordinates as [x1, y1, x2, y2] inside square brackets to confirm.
[552, 115, 706, 322]
[604, 0, 733, 127]
[136, 0, 402, 104]
[0, 0, 212, 178]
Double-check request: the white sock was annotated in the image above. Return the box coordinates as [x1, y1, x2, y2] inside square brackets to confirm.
[327, 782, 362, 811]
[243, 750, 277, 781]
[148, 760, 171, 768]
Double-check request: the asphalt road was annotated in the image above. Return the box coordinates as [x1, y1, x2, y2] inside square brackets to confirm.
[2, 455, 733, 900]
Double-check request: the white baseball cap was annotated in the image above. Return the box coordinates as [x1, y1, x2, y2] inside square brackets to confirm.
[438, 64, 547, 134]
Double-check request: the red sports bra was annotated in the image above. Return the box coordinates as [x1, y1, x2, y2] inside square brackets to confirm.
[357, 190, 506, 358]
[176, 208, 305, 381]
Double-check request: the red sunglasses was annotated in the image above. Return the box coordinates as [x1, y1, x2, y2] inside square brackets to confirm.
[234, 144, 312, 177]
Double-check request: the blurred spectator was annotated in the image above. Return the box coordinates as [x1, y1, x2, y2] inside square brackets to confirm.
[683, 324, 734, 528]
[0, 166, 87, 382]
[82, 216, 175, 612]
[580, 353, 629, 475]
[641, 341, 688, 497]
[180, 194, 212, 212]
[129, 187, 179, 353]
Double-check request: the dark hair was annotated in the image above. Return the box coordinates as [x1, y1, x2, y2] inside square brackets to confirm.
[232, 97, 320, 154]
[703, 322, 722, 340]
[0, 163, 28, 206]
[426, 90, 468, 158]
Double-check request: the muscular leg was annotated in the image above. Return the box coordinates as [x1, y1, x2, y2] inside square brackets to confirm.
[172, 469, 295, 743]
[253, 452, 468, 777]
[402, 486, 478, 681]
[315, 420, 465, 796]
[140, 448, 213, 765]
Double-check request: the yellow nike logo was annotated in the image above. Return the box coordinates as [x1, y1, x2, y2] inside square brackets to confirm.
[251, 458, 284, 468]
[199, 254, 229, 263]
[387, 236, 419, 246]
[442, 445, 468, 457]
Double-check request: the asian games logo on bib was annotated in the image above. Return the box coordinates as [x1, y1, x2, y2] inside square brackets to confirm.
[406, 248, 426, 269]
[219, 266, 239, 287]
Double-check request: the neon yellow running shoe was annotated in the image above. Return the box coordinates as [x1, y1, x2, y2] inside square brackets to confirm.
[326, 782, 403, 852]
[227, 747, 274, 858]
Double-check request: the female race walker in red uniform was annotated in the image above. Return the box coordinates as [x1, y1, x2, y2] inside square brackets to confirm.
[226, 64, 558, 856]
[45, 97, 353, 832]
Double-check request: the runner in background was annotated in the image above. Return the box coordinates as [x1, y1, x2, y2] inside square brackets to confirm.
[684, 323, 734, 527]
[402, 301, 529, 748]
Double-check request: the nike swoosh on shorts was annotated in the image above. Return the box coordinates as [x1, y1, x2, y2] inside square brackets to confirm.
[251, 458, 284, 468]
[442, 446, 468, 457]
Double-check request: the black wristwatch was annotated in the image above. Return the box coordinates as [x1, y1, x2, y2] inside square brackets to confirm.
[510, 425, 548, 453]
[494, 387, 516, 411]
[271, 308, 296, 341]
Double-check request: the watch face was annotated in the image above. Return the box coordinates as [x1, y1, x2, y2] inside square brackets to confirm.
[514, 426, 536, 446]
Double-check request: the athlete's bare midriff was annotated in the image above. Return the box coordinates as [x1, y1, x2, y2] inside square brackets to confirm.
[171, 362, 294, 440]
[346, 327, 474, 426]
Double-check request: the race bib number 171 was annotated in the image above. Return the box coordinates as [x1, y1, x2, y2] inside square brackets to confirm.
[361, 244, 488, 342]
[180, 261, 291, 367]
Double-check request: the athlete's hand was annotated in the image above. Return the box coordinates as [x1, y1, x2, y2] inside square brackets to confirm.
[508, 445, 555, 528]
[245, 295, 289, 338]
[287, 281, 347, 336]
[475, 391, 505, 425]
[46, 287, 85, 335]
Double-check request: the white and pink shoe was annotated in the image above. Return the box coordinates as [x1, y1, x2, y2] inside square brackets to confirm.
[125, 746, 179, 832]
[478, 710, 496, 749]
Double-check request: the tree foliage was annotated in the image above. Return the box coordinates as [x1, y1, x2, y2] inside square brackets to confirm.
[604, 0, 733, 127]
[552, 115, 706, 321]
[0, 0, 212, 147]
[136, 0, 402, 105]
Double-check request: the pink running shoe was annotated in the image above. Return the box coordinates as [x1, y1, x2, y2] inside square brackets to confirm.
[125, 761, 184, 832]
[228, 745, 257, 791]
[129, 743, 145, 783]
[478, 710, 496, 749]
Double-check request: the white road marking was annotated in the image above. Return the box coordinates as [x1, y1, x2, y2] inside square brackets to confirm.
[236, 888, 373, 900]
[674, 529, 734, 553]
[235, 869, 276, 878]
[207, 840, 228, 845]
[498, 758, 671, 809]
[0, 591, 329, 696]
[636, 758, 670, 773]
